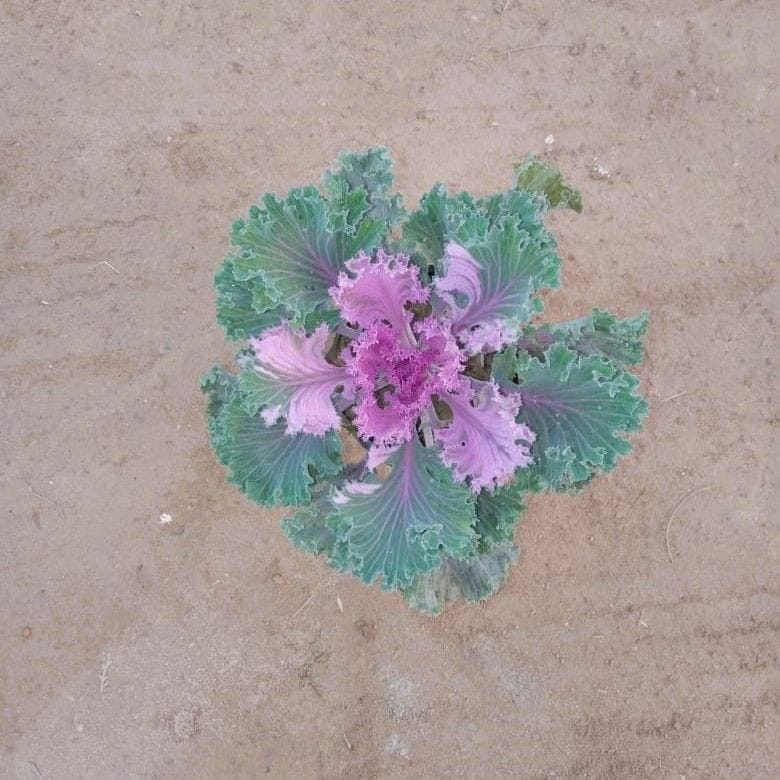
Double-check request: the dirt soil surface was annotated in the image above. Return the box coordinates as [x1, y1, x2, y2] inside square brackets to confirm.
[2, 1, 778, 777]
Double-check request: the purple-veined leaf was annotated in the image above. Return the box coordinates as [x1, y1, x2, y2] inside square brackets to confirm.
[239, 323, 353, 436]
[436, 381, 535, 493]
[434, 220, 561, 353]
[201, 368, 342, 506]
[230, 187, 385, 326]
[400, 185, 482, 273]
[493, 343, 648, 491]
[328, 436, 477, 590]
[366, 441, 400, 470]
[401, 184, 555, 276]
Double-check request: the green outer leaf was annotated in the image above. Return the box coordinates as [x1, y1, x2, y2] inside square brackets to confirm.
[475, 479, 528, 553]
[401, 184, 557, 274]
[493, 344, 648, 491]
[214, 258, 290, 340]
[279, 464, 524, 589]
[201, 366, 238, 431]
[476, 189, 554, 247]
[282, 502, 335, 555]
[399, 185, 480, 272]
[230, 187, 386, 326]
[324, 147, 405, 227]
[570, 309, 649, 366]
[280, 459, 376, 558]
[402, 542, 518, 614]
[514, 154, 582, 212]
[328, 437, 478, 590]
[201, 367, 341, 506]
[453, 218, 561, 329]
[518, 309, 649, 368]
[238, 368, 287, 416]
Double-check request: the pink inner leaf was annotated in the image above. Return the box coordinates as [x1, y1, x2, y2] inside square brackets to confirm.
[436, 380, 535, 492]
[434, 242, 483, 330]
[248, 323, 354, 436]
[345, 317, 464, 446]
[330, 249, 429, 335]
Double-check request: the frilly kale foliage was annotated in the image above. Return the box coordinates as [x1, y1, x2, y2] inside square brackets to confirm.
[203, 148, 648, 614]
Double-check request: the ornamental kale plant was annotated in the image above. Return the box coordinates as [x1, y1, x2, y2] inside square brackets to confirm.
[202, 148, 648, 613]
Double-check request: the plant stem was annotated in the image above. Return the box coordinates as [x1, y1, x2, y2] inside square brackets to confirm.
[336, 324, 360, 339]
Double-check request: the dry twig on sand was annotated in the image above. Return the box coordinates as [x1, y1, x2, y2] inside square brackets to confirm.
[665, 486, 713, 563]
[26, 481, 66, 521]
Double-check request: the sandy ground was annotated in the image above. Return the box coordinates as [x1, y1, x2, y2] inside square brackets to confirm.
[2, 1, 778, 777]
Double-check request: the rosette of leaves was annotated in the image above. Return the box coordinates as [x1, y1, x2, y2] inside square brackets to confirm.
[202, 148, 648, 614]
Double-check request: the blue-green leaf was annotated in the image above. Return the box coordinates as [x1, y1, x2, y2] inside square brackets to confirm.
[435, 221, 561, 352]
[475, 479, 528, 552]
[324, 147, 405, 227]
[282, 501, 335, 555]
[402, 174, 563, 274]
[493, 344, 648, 491]
[202, 368, 341, 506]
[514, 154, 582, 212]
[400, 185, 482, 272]
[201, 366, 238, 438]
[230, 187, 386, 326]
[280, 458, 376, 558]
[214, 258, 290, 340]
[517, 309, 649, 368]
[402, 542, 518, 614]
[476, 189, 555, 246]
[328, 437, 477, 590]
